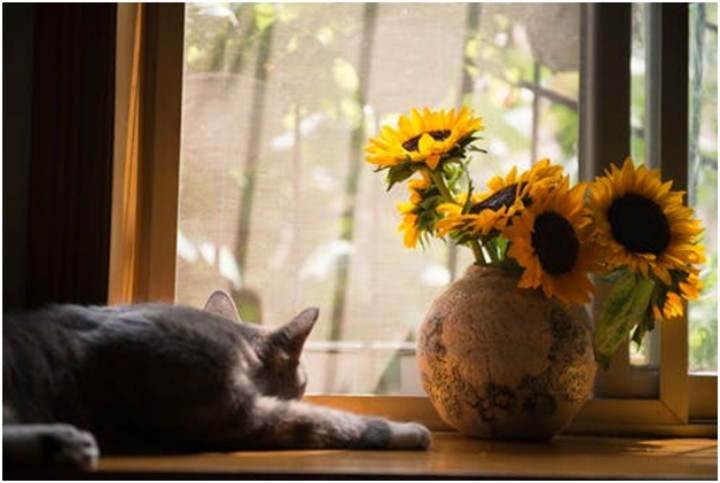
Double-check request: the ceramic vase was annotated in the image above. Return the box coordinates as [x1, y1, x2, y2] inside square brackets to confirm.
[417, 265, 596, 440]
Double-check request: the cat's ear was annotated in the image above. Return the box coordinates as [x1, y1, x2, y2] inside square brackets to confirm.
[272, 308, 319, 360]
[203, 289, 242, 323]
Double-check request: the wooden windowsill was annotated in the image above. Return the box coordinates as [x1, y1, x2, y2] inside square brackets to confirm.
[11, 432, 717, 480]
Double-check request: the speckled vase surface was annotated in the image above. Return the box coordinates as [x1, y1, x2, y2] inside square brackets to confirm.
[417, 265, 596, 441]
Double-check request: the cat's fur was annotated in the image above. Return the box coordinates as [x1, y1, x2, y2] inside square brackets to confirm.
[3, 290, 431, 470]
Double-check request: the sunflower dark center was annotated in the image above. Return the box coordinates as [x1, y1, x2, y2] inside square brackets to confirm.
[402, 130, 451, 152]
[531, 211, 579, 275]
[469, 182, 530, 214]
[607, 194, 670, 255]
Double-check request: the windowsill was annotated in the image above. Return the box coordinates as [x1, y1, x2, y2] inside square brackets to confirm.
[10, 432, 717, 480]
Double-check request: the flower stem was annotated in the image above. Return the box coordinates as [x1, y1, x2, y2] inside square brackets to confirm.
[429, 168, 487, 265]
[486, 243, 499, 264]
[469, 239, 485, 264]
[429, 169, 457, 205]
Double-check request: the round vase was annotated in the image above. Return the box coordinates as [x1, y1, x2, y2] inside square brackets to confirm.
[417, 265, 596, 441]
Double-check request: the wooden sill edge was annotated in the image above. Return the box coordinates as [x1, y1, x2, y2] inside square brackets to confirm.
[305, 395, 718, 438]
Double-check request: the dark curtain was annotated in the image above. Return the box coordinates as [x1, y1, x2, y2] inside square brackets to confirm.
[24, 4, 116, 307]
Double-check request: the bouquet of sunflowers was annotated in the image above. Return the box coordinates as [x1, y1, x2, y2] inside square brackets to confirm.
[365, 107, 705, 369]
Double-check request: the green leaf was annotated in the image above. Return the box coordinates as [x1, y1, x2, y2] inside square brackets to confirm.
[631, 302, 656, 346]
[594, 271, 656, 370]
[596, 267, 630, 284]
[385, 163, 418, 191]
[418, 193, 441, 210]
[461, 180, 475, 214]
[442, 162, 464, 188]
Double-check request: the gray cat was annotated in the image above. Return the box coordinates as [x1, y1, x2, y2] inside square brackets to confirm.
[3, 290, 431, 470]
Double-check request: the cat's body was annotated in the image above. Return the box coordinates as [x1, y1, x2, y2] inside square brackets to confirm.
[3, 291, 430, 469]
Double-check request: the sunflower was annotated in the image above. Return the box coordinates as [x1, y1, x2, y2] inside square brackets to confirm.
[652, 269, 703, 320]
[482, 158, 565, 209]
[397, 203, 421, 249]
[365, 107, 484, 171]
[587, 158, 705, 285]
[396, 173, 435, 248]
[504, 180, 599, 304]
[434, 193, 511, 238]
[435, 159, 566, 240]
[678, 269, 703, 299]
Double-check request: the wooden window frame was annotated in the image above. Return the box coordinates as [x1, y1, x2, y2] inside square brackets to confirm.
[109, 3, 182, 304]
[109, 3, 716, 437]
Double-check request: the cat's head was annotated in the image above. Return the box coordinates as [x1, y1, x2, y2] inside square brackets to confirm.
[204, 289, 318, 400]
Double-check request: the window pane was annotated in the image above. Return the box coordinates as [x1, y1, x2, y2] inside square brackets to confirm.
[688, 2, 717, 374]
[628, 4, 717, 373]
[629, 3, 657, 368]
[176, 3, 580, 394]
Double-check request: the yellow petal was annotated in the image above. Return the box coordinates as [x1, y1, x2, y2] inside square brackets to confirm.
[426, 154, 440, 171]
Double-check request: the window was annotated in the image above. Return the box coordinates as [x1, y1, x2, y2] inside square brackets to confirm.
[176, 2, 581, 395]
[112, 3, 716, 434]
[687, 3, 717, 375]
[628, 3, 718, 375]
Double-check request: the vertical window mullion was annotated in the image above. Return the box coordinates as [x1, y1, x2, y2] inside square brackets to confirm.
[657, 3, 690, 422]
[580, 3, 638, 397]
[579, 4, 631, 181]
[580, 3, 691, 420]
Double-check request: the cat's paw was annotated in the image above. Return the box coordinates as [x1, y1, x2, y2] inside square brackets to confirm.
[40, 424, 99, 470]
[4, 423, 99, 470]
[387, 421, 432, 450]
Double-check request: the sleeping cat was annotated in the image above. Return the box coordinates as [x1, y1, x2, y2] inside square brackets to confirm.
[3, 290, 431, 470]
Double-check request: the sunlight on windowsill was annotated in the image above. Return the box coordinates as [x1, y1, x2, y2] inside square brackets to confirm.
[92, 432, 717, 479]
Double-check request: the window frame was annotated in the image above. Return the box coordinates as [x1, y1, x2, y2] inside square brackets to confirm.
[109, 3, 182, 304]
[109, 2, 716, 437]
